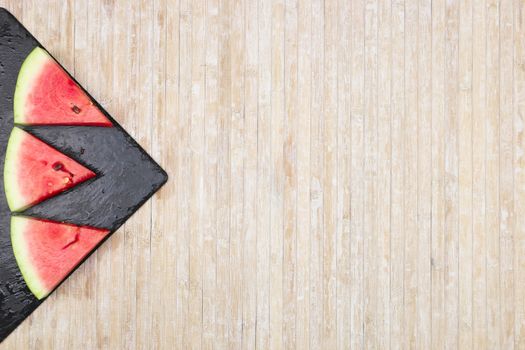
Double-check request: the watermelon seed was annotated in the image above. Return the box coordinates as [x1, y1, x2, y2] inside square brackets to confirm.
[52, 161, 75, 178]
[71, 105, 81, 114]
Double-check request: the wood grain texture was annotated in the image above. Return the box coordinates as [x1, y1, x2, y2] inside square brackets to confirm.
[1, 0, 524, 349]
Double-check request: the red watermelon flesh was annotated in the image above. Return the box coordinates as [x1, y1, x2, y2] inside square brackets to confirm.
[4, 128, 96, 211]
[11, 216, 110, 299]
[14, 47, 112, 126]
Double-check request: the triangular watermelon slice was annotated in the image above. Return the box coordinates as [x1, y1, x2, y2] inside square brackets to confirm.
[11, 216, 109, 299]
[3, 127, 96, 211]
[13, 47, 112, 126]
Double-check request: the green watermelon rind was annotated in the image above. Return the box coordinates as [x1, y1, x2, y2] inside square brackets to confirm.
[13, 47, 51, 125]
[11, 216, 48, 300]
[3, 127, 27, 212]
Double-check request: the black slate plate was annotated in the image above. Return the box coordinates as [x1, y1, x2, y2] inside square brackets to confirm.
[0, 8, 168, 342]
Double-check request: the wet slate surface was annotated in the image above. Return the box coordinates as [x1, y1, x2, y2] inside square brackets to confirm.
[0, 8, 167, 342]
[22, 126, 167, 230]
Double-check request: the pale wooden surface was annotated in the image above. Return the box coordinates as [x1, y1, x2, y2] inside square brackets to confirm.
[0, 0, 524, 349]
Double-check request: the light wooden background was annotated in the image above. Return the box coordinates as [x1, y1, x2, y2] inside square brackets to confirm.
[0, 0, 524, 349]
